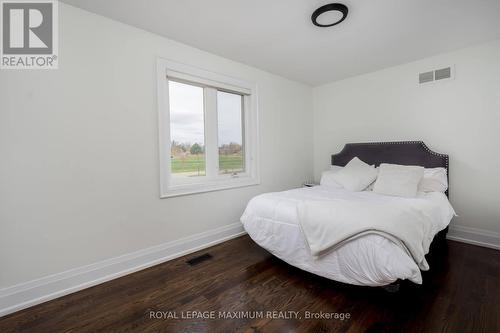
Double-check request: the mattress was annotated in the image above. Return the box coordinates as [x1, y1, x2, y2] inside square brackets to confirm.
[241, 186, 453, 286]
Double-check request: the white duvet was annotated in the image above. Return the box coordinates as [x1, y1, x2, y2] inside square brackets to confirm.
[240, 186, 455, 286]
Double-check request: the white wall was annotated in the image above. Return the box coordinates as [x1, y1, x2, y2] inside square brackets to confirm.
[313, 39, 500, 235]
[2, 2, 499, 304]
[0, 4, 313, 289]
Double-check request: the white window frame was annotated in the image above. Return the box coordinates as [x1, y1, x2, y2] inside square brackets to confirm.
[157, 57, 260, 198]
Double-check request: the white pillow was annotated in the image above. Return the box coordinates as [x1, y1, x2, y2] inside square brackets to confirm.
[418, 167, 448, 193]
[373, 163, 424, 198]
[365, 181, 376, 191]
[331, 157, 378, 191]
[363, 166, 380, 191]
[320, 166, 343, 188]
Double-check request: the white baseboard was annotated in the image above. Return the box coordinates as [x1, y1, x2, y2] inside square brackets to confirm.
[0, 222, 246, 317]
[447, 225, 500, 250]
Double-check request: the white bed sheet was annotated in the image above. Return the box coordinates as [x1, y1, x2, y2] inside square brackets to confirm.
[240, 186, 453, 286]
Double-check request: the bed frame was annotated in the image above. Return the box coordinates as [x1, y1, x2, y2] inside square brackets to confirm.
[331, 141, 450, 251]
[331, 141, 449, 194]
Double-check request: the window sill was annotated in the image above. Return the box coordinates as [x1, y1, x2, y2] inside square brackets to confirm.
[160, 177, 260, 198]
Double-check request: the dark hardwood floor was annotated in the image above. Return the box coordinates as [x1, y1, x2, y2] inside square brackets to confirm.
[1, 236, 499, 333]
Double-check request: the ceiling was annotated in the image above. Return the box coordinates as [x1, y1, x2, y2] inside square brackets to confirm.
[61, 0, 500, 86]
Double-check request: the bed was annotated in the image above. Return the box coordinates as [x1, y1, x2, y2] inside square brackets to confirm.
[241, 141, 455, 287]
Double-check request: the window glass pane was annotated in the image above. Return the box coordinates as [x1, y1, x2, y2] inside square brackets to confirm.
[217, 91, 244, 174]
[168, 80, 205, 178]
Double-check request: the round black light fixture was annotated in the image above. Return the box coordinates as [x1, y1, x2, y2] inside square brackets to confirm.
[311, 3, 348, 27]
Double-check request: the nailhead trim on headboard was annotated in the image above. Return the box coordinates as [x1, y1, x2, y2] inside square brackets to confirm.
[341, 141, 449, 166]
[331, 141, 449, 197]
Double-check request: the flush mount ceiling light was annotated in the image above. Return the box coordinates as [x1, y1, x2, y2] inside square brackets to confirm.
[311, 3, 348, 27]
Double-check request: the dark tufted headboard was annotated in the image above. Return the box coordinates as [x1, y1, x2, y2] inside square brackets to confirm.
[331, 141, 449, 197]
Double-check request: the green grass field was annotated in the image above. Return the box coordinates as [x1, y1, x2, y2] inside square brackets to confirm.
[171, 154, 243, 175]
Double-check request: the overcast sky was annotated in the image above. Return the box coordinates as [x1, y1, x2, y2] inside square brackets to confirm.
[169, 81, 242, 146]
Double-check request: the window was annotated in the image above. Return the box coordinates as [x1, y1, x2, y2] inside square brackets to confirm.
[157, 58, 259, 197]
[217, 91, 244, 175]
[169, 81, 206, 178]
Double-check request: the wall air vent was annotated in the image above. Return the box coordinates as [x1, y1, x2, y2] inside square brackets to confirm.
[419, 71, 434, 84]
[435, 67, 451, 80]
[419, 66, 454, 85]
